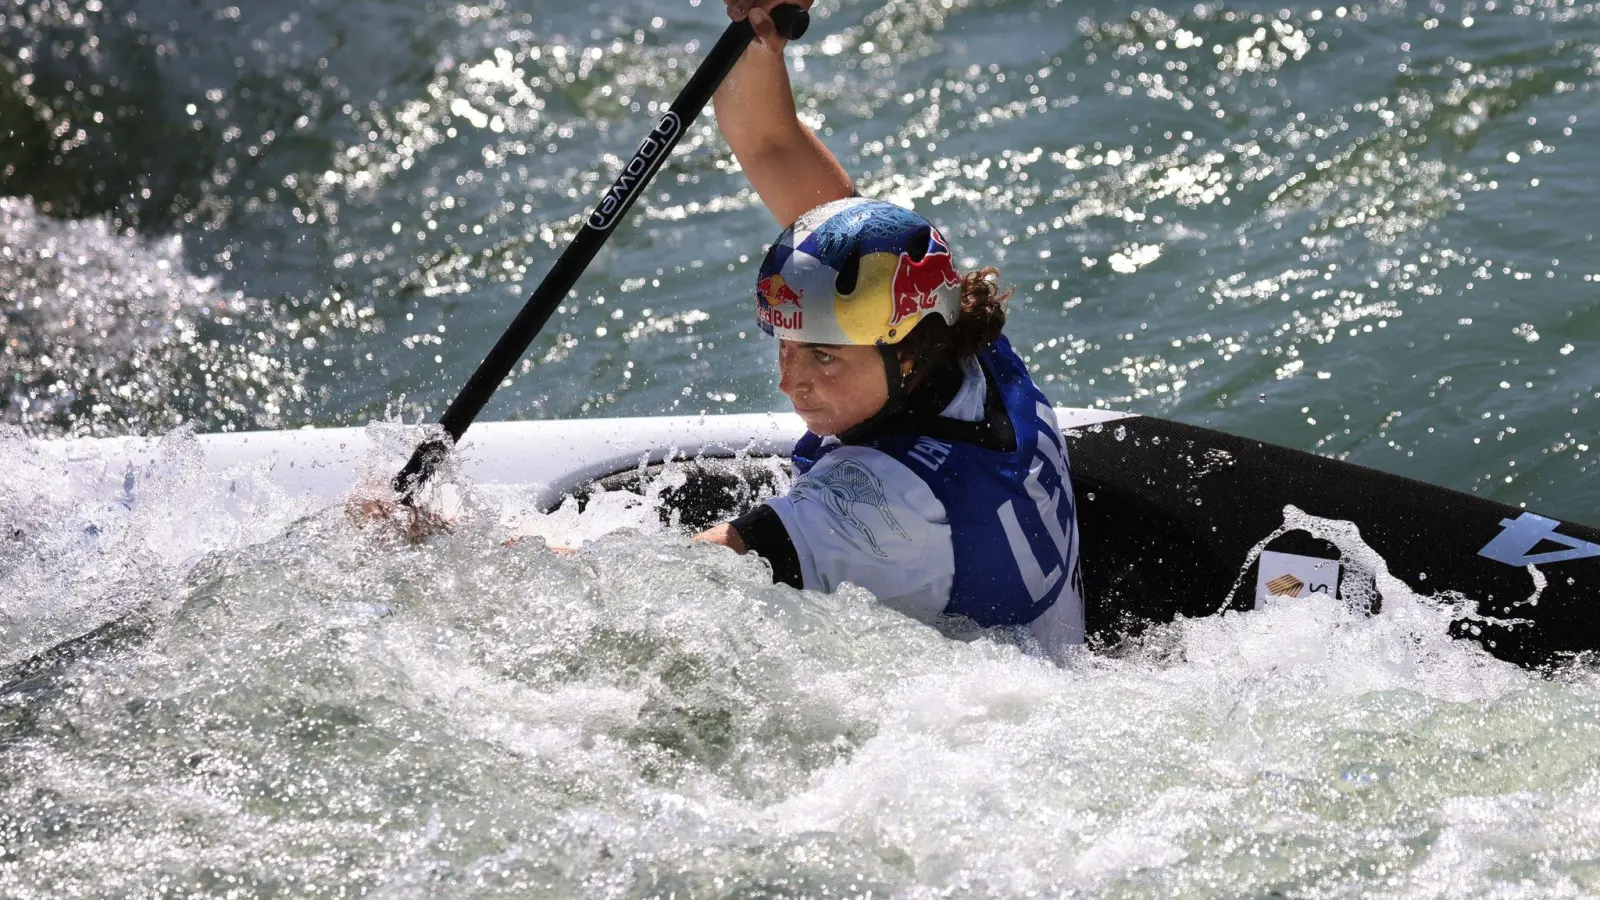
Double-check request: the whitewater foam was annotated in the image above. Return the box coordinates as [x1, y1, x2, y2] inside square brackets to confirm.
[1, 436, 1596, 898]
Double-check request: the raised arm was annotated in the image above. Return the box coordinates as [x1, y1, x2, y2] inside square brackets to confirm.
[716, 0, 854, 227]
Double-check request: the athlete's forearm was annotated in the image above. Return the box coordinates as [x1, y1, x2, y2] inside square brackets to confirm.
[699, 505, 803, 588]
[694, 522, 750, 554]
[714, 43, 805, 160]
[713, 39, 853, 225]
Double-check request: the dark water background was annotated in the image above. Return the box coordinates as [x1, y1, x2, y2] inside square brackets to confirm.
[2, 0, 1597, 518]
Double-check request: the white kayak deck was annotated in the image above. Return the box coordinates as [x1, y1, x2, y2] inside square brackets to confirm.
[31, 408, 1135, 510]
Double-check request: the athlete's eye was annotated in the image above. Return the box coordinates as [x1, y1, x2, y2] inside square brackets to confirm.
[812, 349, 836, 365]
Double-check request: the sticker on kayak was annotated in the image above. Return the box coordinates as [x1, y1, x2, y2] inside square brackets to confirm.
[1478, 512, 1600, 567]
[1255, 550, 1341, 608]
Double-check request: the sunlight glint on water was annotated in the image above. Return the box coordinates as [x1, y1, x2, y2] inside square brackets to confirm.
[4, 0, 1600, 895]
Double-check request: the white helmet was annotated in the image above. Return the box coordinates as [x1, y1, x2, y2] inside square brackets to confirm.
[755, 197, 962, 346]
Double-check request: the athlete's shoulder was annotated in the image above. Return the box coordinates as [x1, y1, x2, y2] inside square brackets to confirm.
[767, 445, 955, 614]
[982, 333, 1035, 383]
[791, 445, 946, 528]
[773, 445, 946, 568]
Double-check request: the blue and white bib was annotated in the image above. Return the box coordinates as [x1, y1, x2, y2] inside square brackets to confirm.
[764, 337, 1084, 651]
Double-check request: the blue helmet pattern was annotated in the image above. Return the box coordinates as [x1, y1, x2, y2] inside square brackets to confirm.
[755, 198, 963, 345]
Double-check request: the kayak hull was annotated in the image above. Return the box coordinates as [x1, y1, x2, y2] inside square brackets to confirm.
[1069, 415, 1600, 667]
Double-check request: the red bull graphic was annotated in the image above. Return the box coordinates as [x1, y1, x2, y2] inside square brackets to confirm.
[889, 231, 960, 326]
[756, 273, 803, 332]
[757, 274, 804, 308]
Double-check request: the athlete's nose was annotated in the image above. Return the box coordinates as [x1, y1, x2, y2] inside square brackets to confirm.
[777, 342, 807, 399]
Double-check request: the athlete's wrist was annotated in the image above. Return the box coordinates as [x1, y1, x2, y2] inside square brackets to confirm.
[725, 0, 814, 52]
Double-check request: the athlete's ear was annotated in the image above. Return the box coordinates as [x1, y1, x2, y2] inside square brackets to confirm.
[898, 353, 916, 379]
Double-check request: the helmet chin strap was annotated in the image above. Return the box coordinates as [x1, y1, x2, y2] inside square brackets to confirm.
[835, 345, 909, 444]
[879, 344, 909, 412]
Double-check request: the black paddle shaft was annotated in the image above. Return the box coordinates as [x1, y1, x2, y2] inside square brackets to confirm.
[394, 6, 810, 498]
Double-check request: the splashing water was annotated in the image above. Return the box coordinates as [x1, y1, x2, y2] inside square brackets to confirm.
[3, 437, 1600, 898]
[5, 0, 1600, 894]
[0, 198, 307, 436]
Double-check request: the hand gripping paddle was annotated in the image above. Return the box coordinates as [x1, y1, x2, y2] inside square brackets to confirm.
[393, 6, 811, 501]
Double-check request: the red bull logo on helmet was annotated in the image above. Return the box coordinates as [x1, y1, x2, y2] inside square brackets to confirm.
[757, 274, 804, 308]
[889, 231, 960, 327]
[756, 273, 803, 332]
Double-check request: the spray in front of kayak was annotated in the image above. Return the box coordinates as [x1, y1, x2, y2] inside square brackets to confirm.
[5, 434, 1600, 898]
[0, 199, 308, 437]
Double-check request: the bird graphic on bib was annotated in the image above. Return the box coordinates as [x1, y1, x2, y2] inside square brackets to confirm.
[791, 458, 911, 557]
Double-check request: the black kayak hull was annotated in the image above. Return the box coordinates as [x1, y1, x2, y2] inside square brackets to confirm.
[1069, 416, 1599, 669]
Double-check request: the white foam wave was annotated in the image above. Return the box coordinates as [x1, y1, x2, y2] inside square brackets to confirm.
[0, 438, 1594, 898]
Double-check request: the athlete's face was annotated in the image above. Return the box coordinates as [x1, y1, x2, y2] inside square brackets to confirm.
[777, 340, 889, 436]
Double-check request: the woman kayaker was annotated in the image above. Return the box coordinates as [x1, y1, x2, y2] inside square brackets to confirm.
[698, 0, 1084, 652]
